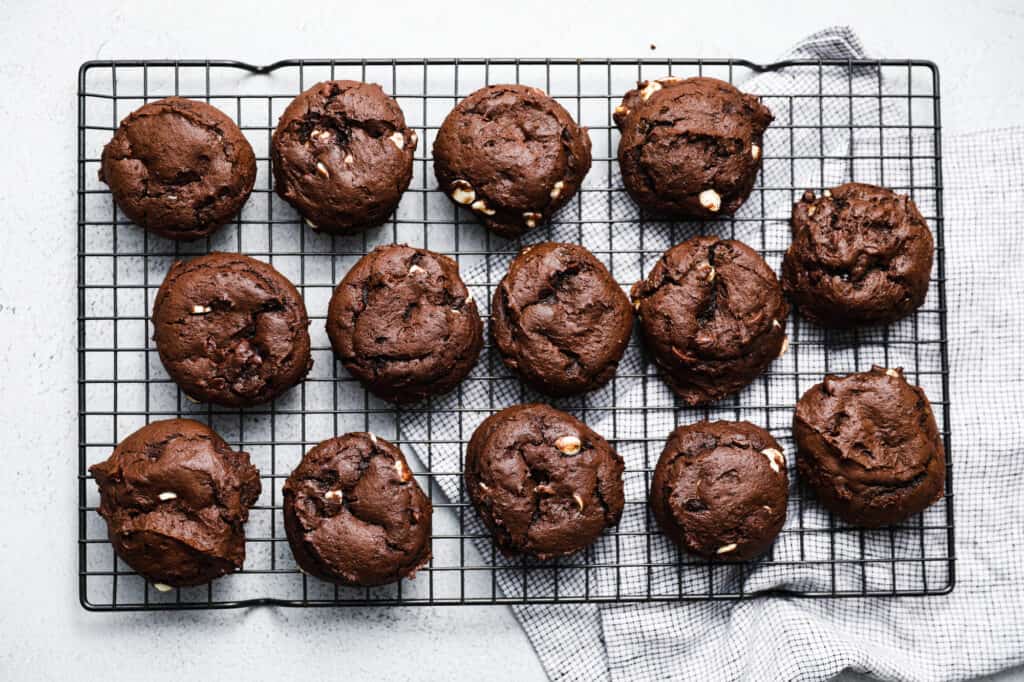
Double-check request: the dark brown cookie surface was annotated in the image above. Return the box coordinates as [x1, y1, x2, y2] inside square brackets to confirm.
[99, 97, 256, 240]
[283, 433, 432, 587]
[152, 252, 313, 408]
[325, 244, 483, 404]
[271, 80, 416, 234]
[650, 420, 788, 561]
[465, 404, 625, 559]
[793, 366, 945, 527]
[88, 419, 261, 587]
[614, 77, 772, 219]
[782, 183, 934, 328]
[433, 84, 592, 238]
[631, 237, 788, 406]
[491, 242, 633, 396]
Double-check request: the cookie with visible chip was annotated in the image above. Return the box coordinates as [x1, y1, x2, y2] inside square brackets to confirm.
[283, 432, 432, 586]
[631, 236, 788, 406]
[89, 419, 261, 587]
[433, 84, 592, 238]
[793, 366, 945, 527]
[782, 183, 934, 328]
[465, 403, 625, 559]
[325, 244, 483, 403]
[99, 97, 256, 240]
[614, 77, 772, 219]
[271, 80, 417, 234]
[491, 242, 633, 396]
[152, 252, 313, 408]
[650, 420, 788, 561]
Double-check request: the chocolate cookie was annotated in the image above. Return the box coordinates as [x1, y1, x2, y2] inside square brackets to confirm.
[614, 77, 772, 219]
[88, 419, 261, 587]
[465, 404, 625, 559]
[793, 366, 945, 527]
[782, 183, 934, 328]
[491, 242, 633, 396]
[152, 252, 313, 408]
[650, 420, 788, 561]
[631, 237, 788, 405]
[271, 80, 417, 234]
[99, 97, 256, 240]
[433, 84, 592, 238]
[325, 244, 483, 403]
[283, 433, 432, 586]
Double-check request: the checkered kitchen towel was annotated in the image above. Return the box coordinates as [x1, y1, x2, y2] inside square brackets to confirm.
[406, 27, 1024, 681]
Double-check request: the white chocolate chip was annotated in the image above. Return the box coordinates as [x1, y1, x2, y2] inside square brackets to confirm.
[573, 493, 585, 512]
[389, 131, 405, 150]
[369, 432, 378, 445]
[304, 218, 319, 230]
[699, 189, 722, 213]
[395, 459, 412, 482]
[700, 262, 716, 283]
[640, 80, 663, 101]
[184, 394, 201, 404]
[886, 368, 900, 378]
[478, 481, 490, 493]
[614, 104, 630, 117]
[535, 483, 556, 496]
[409, 264, 427, 275]
[549, 180, 565, 200]
[409, 131, 418, 147]
[716, 543, 737, 555]
[823, 189, 833, 198]
[343, 154, 354, 165]
[806, 205, 817, 218]
[634, 299, 641, 311]
[555, 436, 582, 455]
[310, 128, 331, 142]
[523, 211, 543, 229]
[166, 194, 177, 201]
[471, 199, 496, 216]
[465, 294, 474, 305]
[772, 318, 782, 329]
[153, 583, 173, 592]
[324, 489, 344, 502]
[157, 491, 178, 501]
[779, 336, 790, 357]
[315, 161, 330, 179]
[450, 180, 475, 205]
[761, 448, 785, 473]
[191, 305, 212, 315]
[751, 143, 761, 161]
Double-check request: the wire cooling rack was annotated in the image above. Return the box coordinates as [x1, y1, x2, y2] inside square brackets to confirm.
[78, 58, 953, 610]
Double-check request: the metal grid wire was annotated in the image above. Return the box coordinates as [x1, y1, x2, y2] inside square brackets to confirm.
[78, 58, 953, 610]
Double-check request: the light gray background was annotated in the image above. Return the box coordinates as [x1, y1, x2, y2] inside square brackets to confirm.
[0, 1, 1020, 680]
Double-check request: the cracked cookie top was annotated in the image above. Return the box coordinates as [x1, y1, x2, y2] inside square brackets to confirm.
[283, 432, 432, 587]
[152, 252, 312, 408]
[99, 97, 257, 240]
[782, 182, 934, 328]
[631, 236, 788, 406]
[465, 403, 625, 559]
[650, 420, 788, 561]
[491, 242, 633, 396]
[88, 419, 261, 587]
[614, 77, 772, 219]
[793, 366, 945, 527]
[325, 244, 483, 404]
[271, 80, 417, 234]
[433, 84, 592, 238]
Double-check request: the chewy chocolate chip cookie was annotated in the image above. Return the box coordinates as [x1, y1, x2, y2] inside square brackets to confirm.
[650, 420, 788, 561]
[793, 366, 946, 527]
[152, 252, 313, 408]
[465, 404, 625, 559]
[325, 244, 483, 403]
[99, 97, 257, 240]
[614, 77, 772, 219]
[491, 242, 633, 396]
[433, 84, 592, 238]
[283, 433, 432, 586]
[89, 419, 261, 587]
[782, 183, 934, 328]
[271, 80, 417, 234]
[631, 236, 788, 406]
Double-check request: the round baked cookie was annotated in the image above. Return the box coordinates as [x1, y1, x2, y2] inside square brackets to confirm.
[433, 84, 592, 238]
[614, 77, 772, 219]
[271, 80, 416, 234]
[631, 236, 788, 406]
[782, 183, 934, 328]
[88, 419, 261, 587]
[99, 97, 256, 240]
[650, 420, 788, 561]
[491, 242, 633, 396]
[465, 404, 625, 559]
[793, 366, 945, 527]
[325, 244, 483, 403]
[152, 252, 313, 408]
[283, 433, 432, 586]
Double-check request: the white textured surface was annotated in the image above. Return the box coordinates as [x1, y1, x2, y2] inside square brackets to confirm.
[0, 2, 1021, 680]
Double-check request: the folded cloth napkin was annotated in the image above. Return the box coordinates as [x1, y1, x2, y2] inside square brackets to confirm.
[403, 26, 1024, 681]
